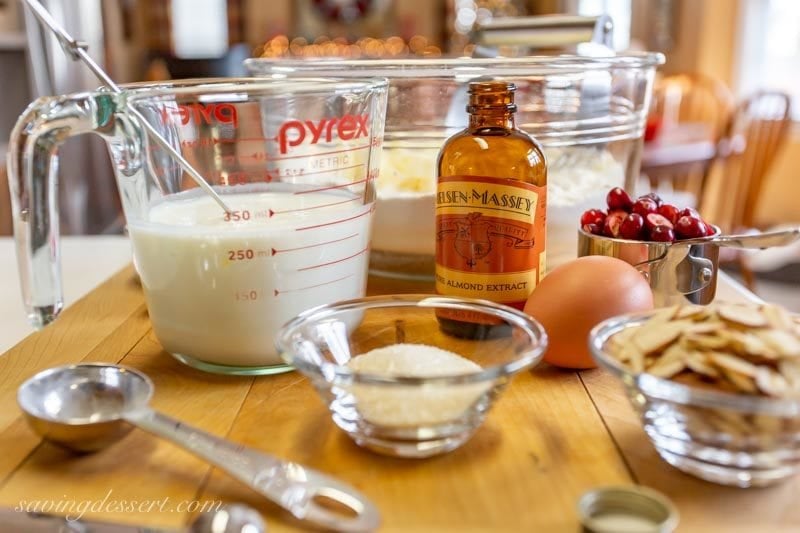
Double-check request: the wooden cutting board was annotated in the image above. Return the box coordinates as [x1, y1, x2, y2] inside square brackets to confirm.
[0, 267, 796, 532]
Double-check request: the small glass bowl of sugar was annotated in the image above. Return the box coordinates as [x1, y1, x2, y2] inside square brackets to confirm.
[275, 294, 548, 458]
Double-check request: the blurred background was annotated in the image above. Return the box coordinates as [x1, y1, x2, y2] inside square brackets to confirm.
[0, 0, 798, 303]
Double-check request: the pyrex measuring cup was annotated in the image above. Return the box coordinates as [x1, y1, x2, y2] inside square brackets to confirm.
[8, 78, 388, 375]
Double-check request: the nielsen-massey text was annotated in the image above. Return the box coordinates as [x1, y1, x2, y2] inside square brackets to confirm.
[437, 189, 534, 213]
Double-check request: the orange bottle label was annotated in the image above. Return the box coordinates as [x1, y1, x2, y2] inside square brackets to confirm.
[435, 176, 546, 313]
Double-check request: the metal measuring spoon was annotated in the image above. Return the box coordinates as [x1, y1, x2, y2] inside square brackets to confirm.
[17, 364, 380, 533]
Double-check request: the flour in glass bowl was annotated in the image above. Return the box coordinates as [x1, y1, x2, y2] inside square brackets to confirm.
[373, 145, 626, 258]
[346, 343, 491, 427]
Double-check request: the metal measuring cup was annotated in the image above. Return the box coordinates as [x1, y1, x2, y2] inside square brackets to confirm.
[577, 227, 800, 306]
[17, 363, 380, 532]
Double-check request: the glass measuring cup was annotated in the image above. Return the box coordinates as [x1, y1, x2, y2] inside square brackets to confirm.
[8, 78, 388, 375]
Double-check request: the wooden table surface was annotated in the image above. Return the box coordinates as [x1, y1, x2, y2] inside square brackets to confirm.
[0, 267, 797, 532]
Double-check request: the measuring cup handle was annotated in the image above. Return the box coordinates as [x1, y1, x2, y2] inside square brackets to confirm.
[7, 92, 132, 327]
[125, 409, 380, 532]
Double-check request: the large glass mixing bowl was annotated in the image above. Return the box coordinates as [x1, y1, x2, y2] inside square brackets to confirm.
[247, 55, 664, 279]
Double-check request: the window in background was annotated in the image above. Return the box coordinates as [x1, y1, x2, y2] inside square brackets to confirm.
[171, 0, 229, 58]
[736, 0, 800, 119]
[576, 0, 631, 51]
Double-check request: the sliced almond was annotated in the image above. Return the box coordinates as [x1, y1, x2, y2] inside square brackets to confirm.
[718, 366, 758, 394]
[685, 352, 720, 378]
[632, 321, 686, 356]
[654, 343, 687, 365]
[709, 352, 759, 377]
[647, 357, 686, 378]
[755, 367, 791, 397]
[612, 344, 641, 365]
[762, 304, 794, 331]
[778, 359, 800, 388]
[685, 322, 721, 335]
[648, 306, 680, 325]
[718, 304, 768, 328]
[683, 334, 729, 351]
[724, 330, 773, 358]
[605, 301, 799, 400]
[675, 305, 708, 320]
[628, 348, 646, 374]
[756, 330, 800, 358]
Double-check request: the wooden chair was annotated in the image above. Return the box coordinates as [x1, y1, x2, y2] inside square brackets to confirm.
[644, 73, 735, 206]
[703, 90, 793, 289]
[651, 73, 735, 142]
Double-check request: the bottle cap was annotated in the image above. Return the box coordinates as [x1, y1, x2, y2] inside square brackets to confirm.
[577, 485, 679, 533]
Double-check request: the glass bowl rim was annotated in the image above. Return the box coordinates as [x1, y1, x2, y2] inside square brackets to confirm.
[589, 310, 800, 416]
[246, 53, 666, 74]
[117, 76, 389, 100]
[275, 294, 548, 386]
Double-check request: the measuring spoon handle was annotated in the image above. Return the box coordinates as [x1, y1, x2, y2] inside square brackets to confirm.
[124, 409, 380, 532]
[680, 227, 800, 249]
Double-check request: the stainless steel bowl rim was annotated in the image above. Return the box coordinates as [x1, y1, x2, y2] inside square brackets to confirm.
[589, 311, 800, 417]
[577, 226, 722, 249]
[275, 294, 548, 386]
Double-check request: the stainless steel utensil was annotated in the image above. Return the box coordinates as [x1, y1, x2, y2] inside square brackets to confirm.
[0, 503, 266, 532]
[17, 364, 380, 532]
[577, 227, 800, 306]
[21, 0, 232, 215]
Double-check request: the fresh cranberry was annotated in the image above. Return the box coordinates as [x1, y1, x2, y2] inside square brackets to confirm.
[580, 209, 607, 227]
[603, 211, 626, 238]
[645, 213, 674, 231]
[632, 198, 658, 218]
[649, 225, 676, 242]
[620, 213, 645, 240]
[658, 204, 680, 225]
[606, 187, 633, 212]
[583, 223, 604, 236]
[678, 207, 700, 219]
[640, 192, 663, 207]
[704, 221, 717, 236]
[675, 215, 709, 239]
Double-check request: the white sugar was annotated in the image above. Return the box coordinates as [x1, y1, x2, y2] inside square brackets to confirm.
[346, 343, 490, 427]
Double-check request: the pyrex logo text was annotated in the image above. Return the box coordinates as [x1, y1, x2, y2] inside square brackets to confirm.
[278, 114, 369, 154]
[159, 103, 238, 127]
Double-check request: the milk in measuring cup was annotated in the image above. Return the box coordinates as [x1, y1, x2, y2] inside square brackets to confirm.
[128, 184, 372, 368]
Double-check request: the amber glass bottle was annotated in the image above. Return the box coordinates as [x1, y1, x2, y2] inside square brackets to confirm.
[435, 81, 547, 337]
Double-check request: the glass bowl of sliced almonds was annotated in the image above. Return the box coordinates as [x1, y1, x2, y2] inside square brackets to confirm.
[589, 302, 800, 487]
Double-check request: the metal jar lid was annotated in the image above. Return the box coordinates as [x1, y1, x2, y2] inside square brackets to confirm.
[578, 485, 679, 533]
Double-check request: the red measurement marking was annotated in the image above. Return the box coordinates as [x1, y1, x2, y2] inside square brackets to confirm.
[271, 144, 370, 161]
[242, 153, 270, 161]
[293, 178, 368, 196]
[297, 246, 369, 272]
[180, 137, 278, 147]
[295, 206, 373, 231]
[274, 273, 355, 296]
[269, 197, 360, 218]
[271, 233, 358, 255]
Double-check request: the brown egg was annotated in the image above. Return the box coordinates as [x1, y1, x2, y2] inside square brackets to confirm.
[524, 256, 654, 369]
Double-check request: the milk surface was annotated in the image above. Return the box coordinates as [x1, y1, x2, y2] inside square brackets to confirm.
[128, 185, 372, 367]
